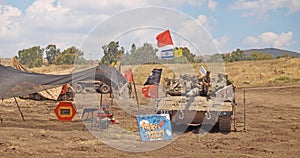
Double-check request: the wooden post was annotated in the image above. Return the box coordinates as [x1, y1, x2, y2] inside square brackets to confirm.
[233, 102, 237, 132]
[14, 97, 25, 121]
[132, 73, 140, 114]
[243, 89, 246, 131]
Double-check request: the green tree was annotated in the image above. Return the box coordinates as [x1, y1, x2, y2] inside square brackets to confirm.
[248, 52, 273, 60]
[276, 53, 295, 59]
[45, 44, 60, 64]
[54, 46, 85, 65]
[18, 46, 44, 68]
[222, 48, 245, 62]
[100, 41, 124, 65]
[127, 43, 158, 65]
[181, 47, 195, 63]
[231, 48, 245, 62]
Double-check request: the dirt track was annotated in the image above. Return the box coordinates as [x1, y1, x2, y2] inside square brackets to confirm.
[0, 86, 299, 158]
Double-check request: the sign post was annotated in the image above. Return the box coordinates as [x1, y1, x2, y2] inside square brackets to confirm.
[54, 102, 76, 121]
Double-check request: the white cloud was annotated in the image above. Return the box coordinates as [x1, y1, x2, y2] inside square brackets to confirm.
[0, 4, 21, 38]
[243, 36, 259, 45]
[1, 0, 223, 58]
[230, 0, 300, 17]
[196, 15, 210, 31]
[196, 14, 217, 34]
[183, 0, 217, 11]
[184, 0, 206, 6]
[208, 0, 217, 11]
[214, 35, 230, 53]
[243, 32, 293, 48]
[24, 0, 90, 32]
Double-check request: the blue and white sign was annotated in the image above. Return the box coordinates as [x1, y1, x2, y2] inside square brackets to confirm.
[137, 114, 172, 141]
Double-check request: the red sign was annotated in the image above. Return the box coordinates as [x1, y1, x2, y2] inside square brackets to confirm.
[54, 102, 76, 121]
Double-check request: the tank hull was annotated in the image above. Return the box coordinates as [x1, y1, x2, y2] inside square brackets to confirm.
[156, 96, 233, 130]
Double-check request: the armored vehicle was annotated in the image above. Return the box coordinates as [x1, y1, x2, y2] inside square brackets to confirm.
[72, 81, 111, 94]
[157, 74, 236, 132]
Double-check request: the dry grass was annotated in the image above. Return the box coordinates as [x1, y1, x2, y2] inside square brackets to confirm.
[224, 58, 300, 87]
[122, 64, 196, 85]
[122, 58, 300, 88]
[29, 64, 75, 74]
[3, 57, 300, 88]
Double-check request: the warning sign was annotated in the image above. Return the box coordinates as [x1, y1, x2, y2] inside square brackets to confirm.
[54, 102, 76, 121]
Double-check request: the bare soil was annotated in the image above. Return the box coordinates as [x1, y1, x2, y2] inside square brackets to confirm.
[0, 85, 300, 158]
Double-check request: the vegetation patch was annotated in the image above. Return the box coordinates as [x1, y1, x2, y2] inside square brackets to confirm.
[275, 76, 290, 81]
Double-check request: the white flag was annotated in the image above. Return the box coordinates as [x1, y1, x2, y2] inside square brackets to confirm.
[215, 85, 234, 101]
[200, 66, 206, 76]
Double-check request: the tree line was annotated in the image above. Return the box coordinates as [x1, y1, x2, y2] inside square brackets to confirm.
[221, 48, 274, 62]
[17, 45, 86, 68]
[16, 42, 291, 68]
[100, 41, 196, 65]
[17, 42, 196, 68]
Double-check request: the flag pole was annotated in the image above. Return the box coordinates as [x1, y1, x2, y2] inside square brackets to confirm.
[155, 84, 159, 107]
[132, 72, 140, 114]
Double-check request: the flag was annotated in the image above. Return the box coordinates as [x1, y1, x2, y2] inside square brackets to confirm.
[142, 68, 162, 98]
[144, 68, 162, 86]
[174, 48, 183, 57]
[160, 49, 174, 59]
[123, 68, 133, 83]
[200, 66, 206, 76]
[142, 85, 158, 98]
[156, 30, 173, 48]
[215, 85, 234, 101]
[60, 84, 68, 95]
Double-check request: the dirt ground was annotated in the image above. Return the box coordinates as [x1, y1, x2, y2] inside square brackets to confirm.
[0, 85, 299, 158]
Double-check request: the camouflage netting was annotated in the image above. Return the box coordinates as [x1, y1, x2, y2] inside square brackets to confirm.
[0, 64, 127, 99]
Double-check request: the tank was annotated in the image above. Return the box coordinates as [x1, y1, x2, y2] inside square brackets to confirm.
[156, 74, 235, 132]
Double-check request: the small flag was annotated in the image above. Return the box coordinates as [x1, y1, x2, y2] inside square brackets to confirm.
[174, 48, 183, 57]
[215, 85, 234, 101]
[156, 30, 173, 48]
[142, 68, 162, 98]
[123, 68, 133, 83]
[142, 85, 158, 98]
[144, 68, 162, 86]
[110, 62, 116, 67]
[200, 66, 207, 76]
[160, 49, 174, 59]
[60, 84, 68, 95]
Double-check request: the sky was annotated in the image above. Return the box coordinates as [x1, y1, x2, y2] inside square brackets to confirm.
[0, 0, 299, 59]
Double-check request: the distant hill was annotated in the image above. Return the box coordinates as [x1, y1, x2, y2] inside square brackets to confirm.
[243, 48, 300, 58]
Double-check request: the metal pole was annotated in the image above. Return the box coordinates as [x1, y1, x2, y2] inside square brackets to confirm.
[14, 97, 25, 121]
[0, 98, 3, 123]
[132, 77, 140, 114]
[100, 93, 103, 108]
[243, 89, 246, 131]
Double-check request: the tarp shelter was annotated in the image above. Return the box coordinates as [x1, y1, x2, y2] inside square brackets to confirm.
[6, 57, 62, 100]
[0, 64, 127, 99]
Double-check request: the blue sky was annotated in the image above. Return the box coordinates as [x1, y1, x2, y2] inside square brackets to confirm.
[0, 0, 299, 59]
